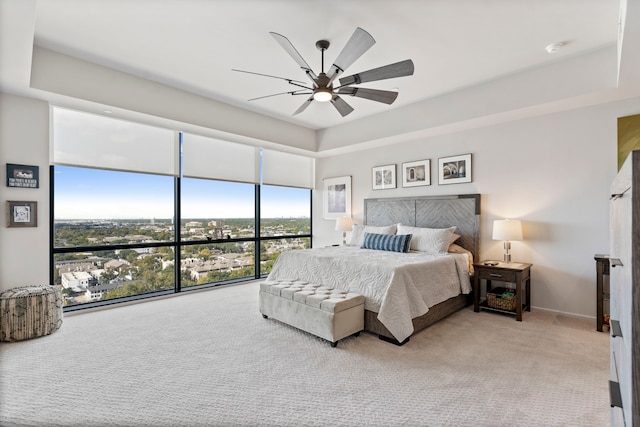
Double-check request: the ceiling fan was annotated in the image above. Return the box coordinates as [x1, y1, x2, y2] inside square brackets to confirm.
[233, 27, 415, 117]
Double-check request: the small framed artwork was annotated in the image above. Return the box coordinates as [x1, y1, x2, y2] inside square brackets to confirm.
[6, 164, 39, 188]
[372, 164, 396, 190]
[6, 201, 38, 228]
[402, 159, 430, 187]
[323, 176, 351, 219]
[438, 154, 472, 185]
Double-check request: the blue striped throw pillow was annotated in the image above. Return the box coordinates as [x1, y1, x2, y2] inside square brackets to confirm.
[361, 232, 412, 253]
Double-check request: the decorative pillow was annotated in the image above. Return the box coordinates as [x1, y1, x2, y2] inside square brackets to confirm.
[396, 224, 457, 254]
[348, 224, 397, 246]
[361, 232, 412, 253]
[450, 233, 461, 245]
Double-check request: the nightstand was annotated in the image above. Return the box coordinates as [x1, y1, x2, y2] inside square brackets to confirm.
[473, 261, 532, 321]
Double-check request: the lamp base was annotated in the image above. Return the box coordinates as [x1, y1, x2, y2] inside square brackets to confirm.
[503, 241, 512, 263]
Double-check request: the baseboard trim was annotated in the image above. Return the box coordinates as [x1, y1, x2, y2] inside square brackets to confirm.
[531, 306, 595, 321]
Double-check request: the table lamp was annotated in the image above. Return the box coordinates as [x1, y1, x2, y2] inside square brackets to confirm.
[335, 217, 353, 246]
[492, 219, 523, 263]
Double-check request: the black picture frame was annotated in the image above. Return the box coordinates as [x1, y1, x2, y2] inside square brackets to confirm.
[6, 201, 38, 228]
[6, 164, 39, 188]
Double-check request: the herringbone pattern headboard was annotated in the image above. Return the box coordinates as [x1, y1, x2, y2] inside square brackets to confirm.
[364, 194, 481, 261]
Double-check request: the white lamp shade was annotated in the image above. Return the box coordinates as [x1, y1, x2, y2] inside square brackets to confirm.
[335, 217, 353, 232]
[492, 219, 523, 241]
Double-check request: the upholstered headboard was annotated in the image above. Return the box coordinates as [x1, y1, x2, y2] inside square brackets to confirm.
[364, 194, 481, 261]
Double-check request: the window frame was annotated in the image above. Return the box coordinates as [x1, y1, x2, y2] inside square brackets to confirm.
[51, 170, 312, 312]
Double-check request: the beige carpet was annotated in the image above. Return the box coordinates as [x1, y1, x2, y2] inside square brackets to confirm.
[0, 281, 610, 427]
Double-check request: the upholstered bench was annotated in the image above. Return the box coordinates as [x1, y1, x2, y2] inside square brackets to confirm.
[259, 280, 364, 347]
[0, 285, 63, 342]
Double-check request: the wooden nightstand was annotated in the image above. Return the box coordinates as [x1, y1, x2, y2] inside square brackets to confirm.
[473, 261, 532, 321]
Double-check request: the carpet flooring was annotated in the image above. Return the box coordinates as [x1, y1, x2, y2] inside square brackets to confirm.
[0, 281, 610, 426]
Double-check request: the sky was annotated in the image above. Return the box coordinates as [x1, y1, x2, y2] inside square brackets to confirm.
[54, 166, 310, 219]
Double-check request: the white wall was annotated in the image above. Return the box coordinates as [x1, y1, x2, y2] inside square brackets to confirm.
[314, 97, 640, 318]
[0, 93, 50, 291]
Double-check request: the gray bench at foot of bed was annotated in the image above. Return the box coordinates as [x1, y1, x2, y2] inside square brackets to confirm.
[259, 280, 364, 347]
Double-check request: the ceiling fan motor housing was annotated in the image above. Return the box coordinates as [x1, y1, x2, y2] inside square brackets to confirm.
[315, 40, 330, 51]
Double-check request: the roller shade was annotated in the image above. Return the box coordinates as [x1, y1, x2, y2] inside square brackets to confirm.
[261, 149, 315, 189]
[52, 107, 178, 176]
[182, 133, 259, 184]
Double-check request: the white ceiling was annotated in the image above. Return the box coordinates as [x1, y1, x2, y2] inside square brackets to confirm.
[24, 0, 620, 131]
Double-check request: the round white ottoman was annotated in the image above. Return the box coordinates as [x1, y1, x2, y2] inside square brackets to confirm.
[0, 285, 63, 342]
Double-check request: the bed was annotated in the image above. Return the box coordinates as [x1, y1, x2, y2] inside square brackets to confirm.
[267, 194, 481, 344]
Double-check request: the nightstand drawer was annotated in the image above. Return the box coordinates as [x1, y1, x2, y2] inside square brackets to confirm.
[477, 269, 517, 282]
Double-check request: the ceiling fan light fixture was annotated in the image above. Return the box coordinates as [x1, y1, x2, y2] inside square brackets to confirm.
[313, 88, 333, 102]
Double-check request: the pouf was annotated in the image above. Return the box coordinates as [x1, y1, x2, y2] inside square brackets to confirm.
[0, 285, 63, 342]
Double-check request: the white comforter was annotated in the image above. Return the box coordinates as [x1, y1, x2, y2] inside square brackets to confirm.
[266, 246, 472, 342]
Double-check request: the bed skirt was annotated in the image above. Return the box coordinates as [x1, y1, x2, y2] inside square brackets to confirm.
[364, 292, 472, 345]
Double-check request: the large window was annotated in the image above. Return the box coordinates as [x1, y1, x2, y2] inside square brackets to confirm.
[51, 108, 313, 309]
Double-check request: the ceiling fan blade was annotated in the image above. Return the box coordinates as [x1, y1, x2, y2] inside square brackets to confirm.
[232, 69, 309, 86]
[293, 96, 314, 115]
[338, 59, 415, 87]
[337, 87, 399, 105]
[248, 90, 310, 101]
[270, 32, 318, 83]
[327, 27, 375, 83]
[330, 96, 355, 117]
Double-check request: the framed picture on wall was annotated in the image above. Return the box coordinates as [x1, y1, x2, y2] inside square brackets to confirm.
[6, 164, 39, 188]
[323, 176, 351, 219]
[402, 159, 430, 187]
[438, 154, 472, 185]
[372, 164, 396, 190]
[6, 201, 38, 228]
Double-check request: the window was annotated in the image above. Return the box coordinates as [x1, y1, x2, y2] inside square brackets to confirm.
[260, 185, 311, 275]
[51, 108, 313, 310]
[54, 166, 175, 247]
[55, 247, 174, 305]
[181, 242, 255, 288]
[181, 178, 255, 240]
[53, 166, 177, 306]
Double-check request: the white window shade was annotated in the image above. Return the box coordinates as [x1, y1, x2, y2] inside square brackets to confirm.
[261, 149, 315, 189]
[182, 133, 259, 184]
[52, 108, 178, 176]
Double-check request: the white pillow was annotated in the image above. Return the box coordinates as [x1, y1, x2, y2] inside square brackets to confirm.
[348, 224, 397, 246]
[396, 224, 457, 254]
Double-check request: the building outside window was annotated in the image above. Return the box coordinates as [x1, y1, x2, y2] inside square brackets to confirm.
[52, 108, 313, 309]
